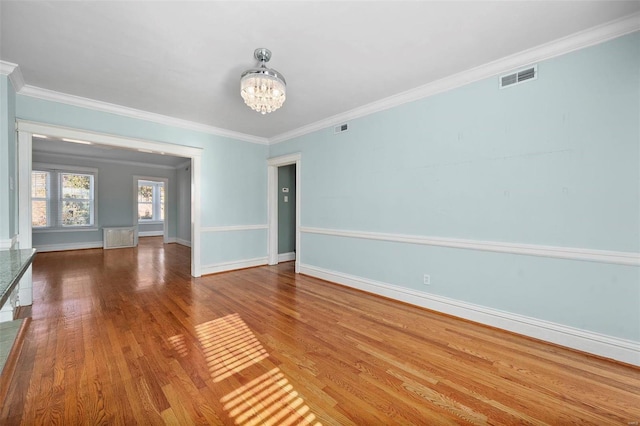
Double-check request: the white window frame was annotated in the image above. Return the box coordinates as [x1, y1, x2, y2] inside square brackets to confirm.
[137, 179, 165, 223]
[31, 170, 51, 229]
[32, 162, 99, 232]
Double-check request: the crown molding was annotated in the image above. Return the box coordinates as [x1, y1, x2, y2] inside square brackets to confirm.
[0, 60, 17, 75]
[269, 12, 640, 145]
[18, 85, 269, 145]
[0, 60, 25, 92]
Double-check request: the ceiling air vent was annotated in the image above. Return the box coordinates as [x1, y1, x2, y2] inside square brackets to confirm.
[334, 123, 349, 134]
[500, 65, 537, 89]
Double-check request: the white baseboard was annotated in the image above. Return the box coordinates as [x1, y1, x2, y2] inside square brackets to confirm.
[278, 252, 296, 262]
[175, 238, 191, 247]
[0, 234, 18, 250]
[0, 309, 13, 322]
[300, 264, 640, 366]
[34, 241, 103, 252]
[139, 231, 164, 237]
[201, 257, 268, 275]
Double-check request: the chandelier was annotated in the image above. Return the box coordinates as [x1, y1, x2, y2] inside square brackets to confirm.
[240, 48, 286, 114]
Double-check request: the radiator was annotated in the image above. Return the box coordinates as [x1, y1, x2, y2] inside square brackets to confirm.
[103, 226, 137, 249]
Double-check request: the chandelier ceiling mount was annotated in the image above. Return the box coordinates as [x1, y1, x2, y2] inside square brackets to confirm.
[240, 48, 286, 115]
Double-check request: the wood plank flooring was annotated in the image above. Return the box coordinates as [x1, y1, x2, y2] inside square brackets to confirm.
[1, 237, 639, 425]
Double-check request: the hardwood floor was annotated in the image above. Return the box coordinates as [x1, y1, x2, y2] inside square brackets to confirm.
[1, 237, 639, 425]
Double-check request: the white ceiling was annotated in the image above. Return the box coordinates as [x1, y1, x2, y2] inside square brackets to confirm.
[1, 1, 639, 139]
[32, 136, 189, 168]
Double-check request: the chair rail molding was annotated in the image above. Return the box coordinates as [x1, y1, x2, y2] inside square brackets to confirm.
[300, 227, 640, 266]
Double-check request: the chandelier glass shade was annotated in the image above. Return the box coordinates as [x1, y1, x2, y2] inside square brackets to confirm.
[241, 48, 286, 114]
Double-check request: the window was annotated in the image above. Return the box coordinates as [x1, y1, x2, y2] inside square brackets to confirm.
[138, 180, 165, 222]
[31, 165, 97, 230]
[60, 173, 94, 226]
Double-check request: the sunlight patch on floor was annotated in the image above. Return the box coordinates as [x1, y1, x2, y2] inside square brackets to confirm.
[195, 313, 269, 383]
[221, 368, 322, 426]
[167, 333, 189, 357]
[196, 314, 322, 425]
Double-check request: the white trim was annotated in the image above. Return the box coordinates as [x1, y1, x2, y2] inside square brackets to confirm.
[138, 231, 164, 237]
[300, 264, 640, 366]
[267, 153, 302, 167]
[191, 155, 201, 277]
[201, 257, 268, 275]
[201, 224, 268, 232]
[267, 153, 302, 272]
[175, 238, 191, 247]
[0, 60, 18, 76]
[0, 60, 25, 92]
[269, 13, 640, 145]
[17, 132, 33, 306]
[34, 241, 103, 253]
[0, 235, 19, 250]
[300, 227, 640, 267]
[278, 252, 296, 262]
[18, 85, 268, 145]
[33, 227, 99, 234]
[33, 150, 179, 170]
[267, 166, 277, 265]
[17, 122, 203, 277]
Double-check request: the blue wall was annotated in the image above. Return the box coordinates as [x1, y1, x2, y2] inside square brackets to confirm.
[17, 96, 269, 266]
[269, 33, 640, 341]
[0, 76, 17, 241]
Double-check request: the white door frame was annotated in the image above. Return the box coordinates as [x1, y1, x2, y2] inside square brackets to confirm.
[17, 120, 204, 278]
[133, 176, 169, 243]
[267, 153, 301, 273]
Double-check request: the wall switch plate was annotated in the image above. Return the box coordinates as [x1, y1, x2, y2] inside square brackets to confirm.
[284, 195, 289, 203]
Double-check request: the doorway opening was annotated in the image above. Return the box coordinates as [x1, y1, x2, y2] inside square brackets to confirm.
[277, 164, 296, 263]
[17, 121, 203, 281]
[267, 153, 301, 273]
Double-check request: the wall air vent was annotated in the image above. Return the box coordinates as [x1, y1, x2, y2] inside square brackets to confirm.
[334, 123, 349, 134]
[500, 65, 537, 89]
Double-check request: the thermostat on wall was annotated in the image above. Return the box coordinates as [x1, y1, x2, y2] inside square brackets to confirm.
[282, 187, 289, 193]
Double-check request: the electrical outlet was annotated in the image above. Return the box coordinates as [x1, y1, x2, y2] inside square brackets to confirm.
[423, 274, 431, 285]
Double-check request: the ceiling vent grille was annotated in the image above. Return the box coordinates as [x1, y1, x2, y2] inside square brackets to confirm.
[500, 65, 537, 89]
[334, 123, 349, 134]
